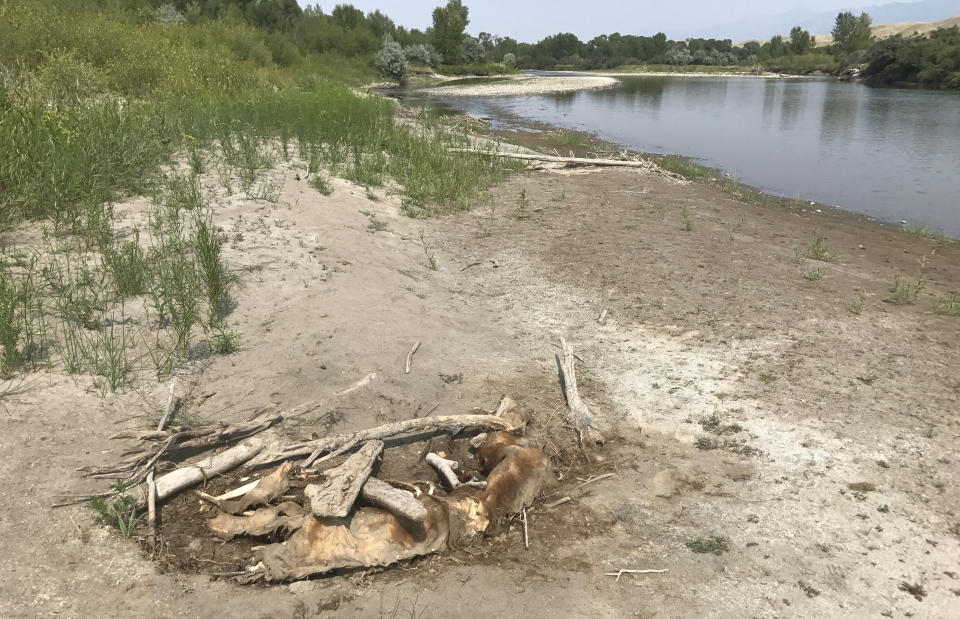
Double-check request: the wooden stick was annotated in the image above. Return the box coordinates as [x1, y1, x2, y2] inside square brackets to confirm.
[304, 441, 383, 518]
[361, 477, 428, 523]
[425, 453, 461, 490]
[124, 438, 265, 508]
[156, 380, 178, 433]
[575, 473, 614, 490]
[521, 507, 529, 549]
[604, 569, 669, 581]
[335, 372, 376, 398]
[556, 335, 604, 448]
[543, 496, 571, 509]
[249, 414, 515, 467]
[598, 309, 608, 324]
[405, 341, 421, 374]
[148, 380, 176, 533]
[450, 148, 654, 168]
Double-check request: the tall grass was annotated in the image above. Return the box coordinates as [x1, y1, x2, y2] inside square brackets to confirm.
[0, 0, 519, 391]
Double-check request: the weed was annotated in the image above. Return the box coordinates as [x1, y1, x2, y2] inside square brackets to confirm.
[515, 188, 530, 219]
[104, 234, 149, 299]
[695, 436, 719, 450]
[686, 535, 730, 555]
[309, 174, 333, 196]
[793, 248, 807, 265]
[877, 504, 890, 513]
[884, 275, 924, 305]
[806, 231, 837, 262]
[805, 267, 824, 281]
[88, 482, 142, 538]
[759, 373, 778, 383]
[551, 190, 566, 202]
[850, 295, 866, 315]
[681, 207, 693, 231]
[898, 582, 926, 601]
[419, 230, 437, 271]
[211, 327, 241, 354]
[192, 208, 231, 325]
[547, 132, 587, 148]
[362, 211, 388, 232]
[934, 292, 960, 316]
[188, 146, 205, 176]
[902, 221, 932, 239]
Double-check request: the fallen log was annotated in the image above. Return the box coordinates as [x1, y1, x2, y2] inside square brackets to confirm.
[449, 148, 653, 168]
[556, 336, 604, 448]
[304, 441, 383, 518]
[248, 414, 515, 468]
[360, 478, 428, 523]
[125, 438, 265, 508]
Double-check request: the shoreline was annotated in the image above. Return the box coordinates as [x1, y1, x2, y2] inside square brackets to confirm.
[419, 74, 619, 97]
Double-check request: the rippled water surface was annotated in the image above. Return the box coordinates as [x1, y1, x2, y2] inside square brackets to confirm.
[393, 76, 960, 235]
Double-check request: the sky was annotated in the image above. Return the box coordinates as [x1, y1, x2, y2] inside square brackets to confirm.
[301, 1, 948, 41]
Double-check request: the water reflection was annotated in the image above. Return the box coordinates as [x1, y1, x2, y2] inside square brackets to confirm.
[389, 77, 960, 235]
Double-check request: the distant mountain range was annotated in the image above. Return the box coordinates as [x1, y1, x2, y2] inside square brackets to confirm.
[689, 0, 960, 41]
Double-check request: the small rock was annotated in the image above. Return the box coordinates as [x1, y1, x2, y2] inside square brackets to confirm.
[288, 580, 319, 595]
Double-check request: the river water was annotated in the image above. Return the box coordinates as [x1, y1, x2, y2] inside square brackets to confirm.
[391, 76, 960, 236]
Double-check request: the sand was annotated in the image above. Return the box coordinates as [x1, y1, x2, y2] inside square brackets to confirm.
[2, 121, 959, 617]
[423, 74, 618, 96]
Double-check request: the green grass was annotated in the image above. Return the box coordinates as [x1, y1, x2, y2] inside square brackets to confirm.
[686, 535, 731, 555]
[805, 231, 837, 263]
[806, 267, 825, 281]
[681, 207, 694, 231]
[88, 482, 142, 539]
[934, 292, 960, 316]
[546, 132, 588, 148]
[0, 1, 520, 392]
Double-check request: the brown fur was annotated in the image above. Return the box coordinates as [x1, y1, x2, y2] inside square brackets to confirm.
[478, 432, 554, 529]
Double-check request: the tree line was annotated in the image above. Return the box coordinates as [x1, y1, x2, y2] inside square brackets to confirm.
[120, 2, 960, 88]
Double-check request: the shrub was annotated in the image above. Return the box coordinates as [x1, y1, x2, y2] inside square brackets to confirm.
[375, 36, 407, 81]
[404, 43, 442, 68]
[502, 52, 516, 67]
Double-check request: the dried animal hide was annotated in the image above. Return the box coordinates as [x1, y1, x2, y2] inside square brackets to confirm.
[208, 501, 309, 539]
[219, 462, 292, 515]
[255, 496, 486, 581]
[477, 432, 555, 528]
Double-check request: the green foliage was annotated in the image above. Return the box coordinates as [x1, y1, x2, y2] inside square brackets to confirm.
[832, 11, 873, 52]
[432, 0, 470, 64]
[934, 292, 960, 317]
[375, 36, 408, 81]
[403, 43, 443, 68]
[806, 232, 837, 263]
[686, 535, 731, 555]
[89, 483, 142, 538]
[462, 35, 486, 64]
[862, 27, 960, 89]
[438, 63, 517, 76]
[790, 27, 814, 55]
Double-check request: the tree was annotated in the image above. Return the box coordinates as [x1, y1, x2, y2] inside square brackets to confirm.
[790, 26, 813, 54]
[432, 1, 469, 64]
[833, 11, 873, 51]
[331, 4, 365, 29]
[502, 52, 516, 67]
[768, 35, 787, 58]
[375, 36, 407, 81]
[462, 36, 485, 64]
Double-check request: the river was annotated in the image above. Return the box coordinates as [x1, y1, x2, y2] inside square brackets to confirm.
[390, 75, 960, 236]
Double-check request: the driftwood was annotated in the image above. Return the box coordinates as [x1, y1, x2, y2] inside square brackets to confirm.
[304, 441, 383, 518]
[91, 410, 281, 480]
[450, 148, 654, 168]
[426, 453, 461, 490]
[125, 438, 265, 508]
[360, 477, 428, 523]
[556, 336, 604, 448]
[249, 414, 515, 467]
[147, 381, 178, 533]
[405, 341, 421, 374]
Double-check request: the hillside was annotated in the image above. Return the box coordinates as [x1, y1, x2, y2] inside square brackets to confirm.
[812, 12, 960, 45]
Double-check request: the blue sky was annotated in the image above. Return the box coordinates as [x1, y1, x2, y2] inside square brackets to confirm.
[301, 1, 952, 41]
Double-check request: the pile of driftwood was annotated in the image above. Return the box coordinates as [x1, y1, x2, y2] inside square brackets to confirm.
[62, 337, 603, 582]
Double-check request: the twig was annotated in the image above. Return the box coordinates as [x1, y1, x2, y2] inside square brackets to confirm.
[425, 453, 461, 490]
[604, 569, 669, 581]
[460, 261, 482, 271]
[146, 471, 158, 533]
[543, 496, 571, 509]
[521, 507, 529, 550]
[405, 341, 421, 374]
[156, 380, 178, 433]
[598, 309, 608, 324]
[575, 473, 614, 490]
[303, 436, 359, 469]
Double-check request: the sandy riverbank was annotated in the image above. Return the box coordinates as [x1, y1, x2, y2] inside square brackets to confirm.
[422, 74, 618, 96]
[2, 105, 959, 617]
